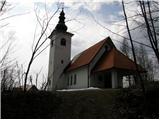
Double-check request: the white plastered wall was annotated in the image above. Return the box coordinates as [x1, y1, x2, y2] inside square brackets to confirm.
[67, 66, 88, 89]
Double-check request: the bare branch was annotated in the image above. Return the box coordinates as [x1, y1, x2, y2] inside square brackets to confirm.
[33, 43, 49, 60]
[139, 0, 159, 61]
[90, 11, 152, 49]
[0, 12, 30, 21]
[0, 0, 6, 12]
[23, 5, 60, 92]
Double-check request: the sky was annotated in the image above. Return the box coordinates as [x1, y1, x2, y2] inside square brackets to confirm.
[0, 0, 158, 88]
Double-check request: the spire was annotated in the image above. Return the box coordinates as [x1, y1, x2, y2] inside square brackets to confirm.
[55, 9, 67, 32]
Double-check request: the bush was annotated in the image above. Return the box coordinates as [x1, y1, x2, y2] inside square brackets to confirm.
[2, 91, 62, 119]
[112, 87, 159, 119]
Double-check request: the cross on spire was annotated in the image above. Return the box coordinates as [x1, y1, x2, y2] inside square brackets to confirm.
[59, 2, 68, 11]
[60, 2, 64, 10]
[55, 2, 67, 32]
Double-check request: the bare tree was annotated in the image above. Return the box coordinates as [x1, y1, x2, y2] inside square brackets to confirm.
[23, 4, 60, 92]
[0, 0, 25, 73]
[120, 38, 130, 57]
[29, 75, 33, 86]
[40, 74, 48, 90]
[0, 0, 14, 29]
[138, 0, 159, 61]
[0, 32, 16, 71]
[137, 44, 154, 81]
[0, 32, 17, 92]
[1, 63, 22, 91]
[16, 62, 25, 87]
[35, 73, 38, 88]
[0, 1, 30, 92]
[122, 0, 145, 95]
[1, 68, 8, 91]
[120, 38, 133, 87]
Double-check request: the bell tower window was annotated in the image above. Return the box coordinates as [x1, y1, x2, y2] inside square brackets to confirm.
[61, 60, 64, 64]
[61, 38, 66, 46]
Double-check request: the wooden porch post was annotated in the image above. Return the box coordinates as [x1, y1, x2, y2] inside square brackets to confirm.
[111, 70, 118, 88]
[128, 75, 131, 87]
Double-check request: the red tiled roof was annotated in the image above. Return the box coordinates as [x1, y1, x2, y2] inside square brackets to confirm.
[67, 37, 115, 71]
[93, 48, 145, 72]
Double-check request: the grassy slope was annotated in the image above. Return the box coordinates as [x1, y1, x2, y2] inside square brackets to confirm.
[55, 87, 159, 119]
[2, 83, 159, 119]
[56, 89, 119, 119]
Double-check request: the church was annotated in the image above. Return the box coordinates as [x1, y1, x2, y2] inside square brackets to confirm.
[47, 9, 145, 91]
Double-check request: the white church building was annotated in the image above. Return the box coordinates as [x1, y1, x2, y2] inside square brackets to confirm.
[47, 9, 145, 91]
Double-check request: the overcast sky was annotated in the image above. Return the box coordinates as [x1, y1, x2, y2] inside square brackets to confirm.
[0, 0, 158, 87]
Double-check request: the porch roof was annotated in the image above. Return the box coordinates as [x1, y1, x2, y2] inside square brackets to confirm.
[93, 48, 146, 73]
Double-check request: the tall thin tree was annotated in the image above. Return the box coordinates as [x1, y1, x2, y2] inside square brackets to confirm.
[139, 0, 159, 61]
[122, 0, 145, 95]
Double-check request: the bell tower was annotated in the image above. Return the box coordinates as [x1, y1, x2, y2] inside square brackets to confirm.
[48, 9, 73, 91]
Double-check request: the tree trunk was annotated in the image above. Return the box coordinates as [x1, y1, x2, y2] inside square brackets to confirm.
[122, 0, 145, 95]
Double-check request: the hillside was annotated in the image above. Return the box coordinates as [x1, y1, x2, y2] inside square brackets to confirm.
[55, 88, 158, 119]
[2, 85, 159, 119]
[56, 89, 118, 119]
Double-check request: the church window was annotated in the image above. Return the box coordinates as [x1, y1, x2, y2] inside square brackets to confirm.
[61, 60, 64, 64]
[70, 75, 73, 85]
[67, 76, 69, 86]
[74, 74, 76, 85]
[61, 38, 66, 46]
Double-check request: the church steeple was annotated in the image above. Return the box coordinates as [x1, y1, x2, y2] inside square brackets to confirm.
[48, 6, 73, 91]
[55, 9, 68, 32]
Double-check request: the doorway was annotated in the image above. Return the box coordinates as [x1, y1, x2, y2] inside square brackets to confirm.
[104, 72, 112, 88]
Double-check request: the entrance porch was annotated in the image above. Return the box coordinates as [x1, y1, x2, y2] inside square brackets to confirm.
[91, 69, 137, 88]
[90, 48, 146, 89]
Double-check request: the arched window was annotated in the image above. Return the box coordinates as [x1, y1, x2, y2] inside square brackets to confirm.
[61, 38, 66, 46]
